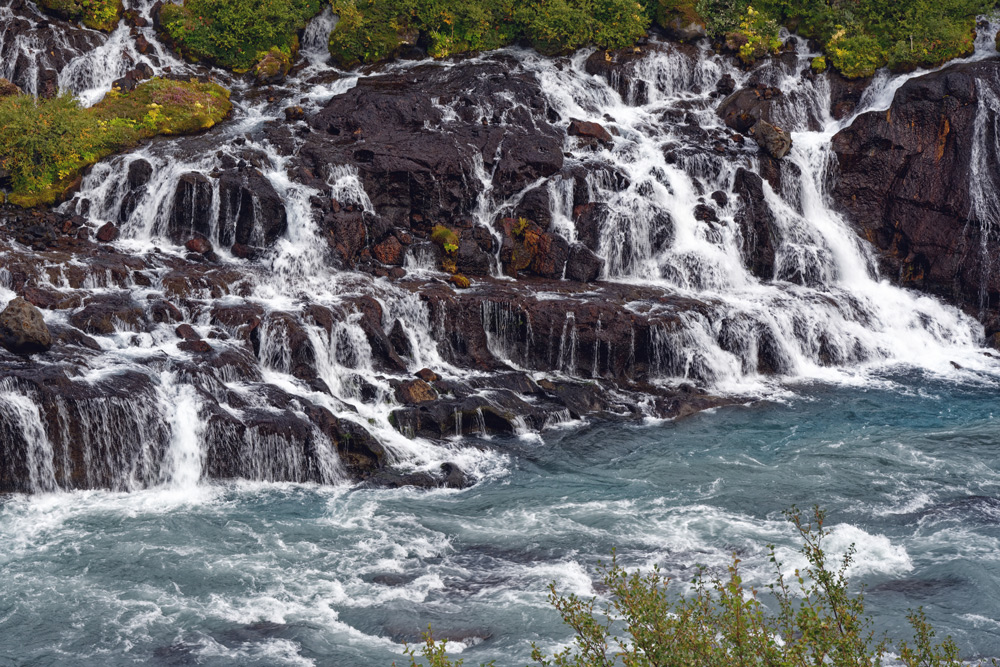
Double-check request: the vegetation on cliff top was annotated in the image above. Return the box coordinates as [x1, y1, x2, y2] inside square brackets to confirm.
[693, 0, 990, 76]
[327, 0, 650, 67]
[154, 0, 992, 78]
[397, 508, 993, 667]
[0, 78, 231, 207]
[158, 0, 323, 72]
[35, 0, 123, 31]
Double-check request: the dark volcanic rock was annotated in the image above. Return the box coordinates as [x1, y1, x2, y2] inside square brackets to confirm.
[218, 168, 288, 249]
[832, 60, 1000, 328]
[718, 86, 784, 134]
[565, 243, 604, 283]
[168, 172, 214, 242]
[751, 119, 792, 159]
[732, 168, 778, 281]
[0, 297, 52, 354]
[303, 58, 563, 230]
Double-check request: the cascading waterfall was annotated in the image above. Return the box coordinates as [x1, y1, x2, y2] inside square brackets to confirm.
[2, 0, 999, 496]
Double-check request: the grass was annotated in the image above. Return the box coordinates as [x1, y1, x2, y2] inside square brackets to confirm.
[0, 78, 231, 207]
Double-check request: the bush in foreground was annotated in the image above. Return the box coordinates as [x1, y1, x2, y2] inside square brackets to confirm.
[0, 79, 231, 207]
[398, 507, 994, 667]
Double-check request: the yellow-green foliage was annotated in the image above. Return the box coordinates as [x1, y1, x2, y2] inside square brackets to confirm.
[810, 54, 826, 71]
[725, 4, 781, 63]
[159, 0, 322, 72]
[328, 0, 650, 68]
[35, 0, 124, 31]
[0, 79, 231, 207]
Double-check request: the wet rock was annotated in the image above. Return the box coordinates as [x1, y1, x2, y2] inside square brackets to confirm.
[70, 293, 146, 335]
[393, 379, 438, 404]
[284, 105, 305, 122]
[568, 119, 613, 144]
[415, 368, 439, 383]
[733, 168, 777, 280]
[573, 202, 608, 252]
[373, 235, 404, 265]
[717, 86, 783, 134]
[0, 297, 52, 354]
[832, 60, 999, 322]
[168, 172, 214, 243]
[178, 339, 213, 354]
[388, 319, 412, 359]
[497, 217, 569, 279]
[96, 222, 119, 243]
[303, 59, 562, 229]
[750, 119, 792, 159]
[218, 169, 287, 249]
[175, 323, 200, 341]
[565, 243, 604, 283]
[185, 236, 213, 255]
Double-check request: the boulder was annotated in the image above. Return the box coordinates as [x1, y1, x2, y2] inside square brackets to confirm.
[168, 172, 214, 243]
[751, 119, 792, 159]
[732, 168, 778, 281]
[568, 119, 613, 144]
[717, 86, 783, 134]
[0, 297, 52, 354]
[217, 169, 287, 249]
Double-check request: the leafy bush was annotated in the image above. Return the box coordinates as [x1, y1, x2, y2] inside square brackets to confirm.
[158, 0, 323, 72]
[398, 507, 994, 667]
[35, 0, 123, 31]
[0, 79, 230, 207]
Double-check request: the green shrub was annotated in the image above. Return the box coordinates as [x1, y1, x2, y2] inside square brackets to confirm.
[159, 0, 322, 72]
[399, 507, 993, 667]
[35, 0, 123, 31]
[0, 79, 231, 207]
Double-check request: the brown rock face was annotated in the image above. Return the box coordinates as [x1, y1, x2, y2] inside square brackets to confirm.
[0, 297, 53, 355]
[831, 60, 1000, 332]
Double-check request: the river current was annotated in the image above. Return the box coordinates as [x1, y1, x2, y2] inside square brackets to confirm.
[2, 370, 1000, 666]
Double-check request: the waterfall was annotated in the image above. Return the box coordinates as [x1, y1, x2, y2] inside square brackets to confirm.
[2, 0, 999, 496]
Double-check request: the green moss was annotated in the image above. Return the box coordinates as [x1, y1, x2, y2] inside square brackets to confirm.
[810, 54, 826, 71]
[158, 0, 322, 72]
[35, 0, 123, 31]
[328, 0, 650, 68]
[430, 224, 460, 251]
[253, 45, 296, 81]
[0, 79, 231, 207]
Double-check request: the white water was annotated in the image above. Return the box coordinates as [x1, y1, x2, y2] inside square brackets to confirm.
[1, 1, 999, 493]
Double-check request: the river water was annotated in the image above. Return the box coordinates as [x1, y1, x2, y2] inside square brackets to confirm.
[3, 369, 1000, 666]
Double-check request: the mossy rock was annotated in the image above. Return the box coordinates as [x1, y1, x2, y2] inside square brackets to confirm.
[35, 0, 123, 31]
[430, 225, 460, 253]
[0, 79, 232, 208]
[254, 45, 296, 83]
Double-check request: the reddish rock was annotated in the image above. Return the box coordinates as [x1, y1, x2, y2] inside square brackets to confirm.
[415, 368, 440, 383]
[393, 379, 438, 405]
[96, 222, 119, 243]
[185, 236, 213, 254]
[178, 339, 213, 354]
[0, 297, 52, 355]
[373, 235, 404, 265]
[568, 119, 613, 144]
[175, 324, 200, 341]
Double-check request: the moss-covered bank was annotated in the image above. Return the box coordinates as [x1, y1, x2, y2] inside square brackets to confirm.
[157, 0, 323, 72]
[0, 78, 231, 207]
[35, 0, 124, 31]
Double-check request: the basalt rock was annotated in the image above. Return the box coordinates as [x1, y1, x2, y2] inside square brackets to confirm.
[832, 60, 1000, 329]
[718, 85, 784, 134]
[217, 168, 288, 250]
[303, 57, 563, 230]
